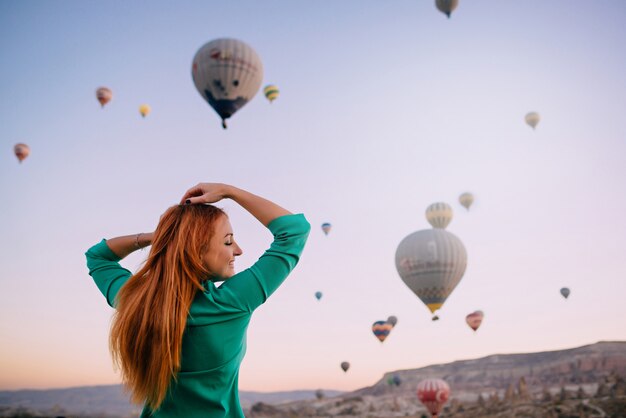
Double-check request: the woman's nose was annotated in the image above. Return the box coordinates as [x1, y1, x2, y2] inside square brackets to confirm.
[234, 243, 243, 256]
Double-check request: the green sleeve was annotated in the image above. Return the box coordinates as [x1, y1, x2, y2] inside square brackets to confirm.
[213, 213, 311, 312]
[85, 239, 132, 307]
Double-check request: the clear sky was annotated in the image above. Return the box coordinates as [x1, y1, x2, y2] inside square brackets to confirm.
[1, 0, 625, 393]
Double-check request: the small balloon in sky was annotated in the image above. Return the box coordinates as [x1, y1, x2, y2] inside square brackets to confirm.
[425, 202, 453, 229]
[372, 320, 393, 343]
[96, 87, 112, 108]
[14, 143, 30, 163]
[321, 222, 332, 236]
[459, 192, 474, 211]
[340, 361, 350, 372]
[263, 84, 279, 103]
[314, 291, 323, 301]
[387, 315, 398, 327]
[466, 310, 484, 331]
[435, 0, 459, 18]
[139, 104, 151, 118]
[560, 287, 570, 299]
[191, 38, 264, 129]
[525, 112, 540, 130]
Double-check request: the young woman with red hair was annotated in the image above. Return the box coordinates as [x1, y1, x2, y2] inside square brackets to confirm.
[85, 183, 310, 417]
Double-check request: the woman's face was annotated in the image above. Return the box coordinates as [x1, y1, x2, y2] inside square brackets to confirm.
[203, 215, 243, 280]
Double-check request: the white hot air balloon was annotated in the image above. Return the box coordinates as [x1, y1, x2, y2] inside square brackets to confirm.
[435, 0, 459, 18]
[191, 38, 264, 129]
[458, 193, 474, 211]
[395, 228, 467, 314]
[425, 202, 453, 229]
[525, 112, 540, 130]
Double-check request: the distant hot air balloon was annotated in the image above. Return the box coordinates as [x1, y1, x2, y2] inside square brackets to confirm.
[417, 378, 450, 417]
[263, 84, 279, 103]
[466, 310, 484, 331]
[191, 38, 263, 129]
[387, 315, 398, 327]
[321, 222, 332, 236]
[425, 202, 453, 229]
[459, 193, 474, 211]
[315, 389, 324, 400]
[96, 87, 112, 108]
[139, 104, 151, 118]
[560, 287, 570, 299]
[341, 362, 350, 372]
[435, 0, 459, 18]
[525, 112, 540, 130]
[315, 291, 323, 301]
[393, 375, 402, 386]
[372, 320, 393, 343]
[395, 228, 468, 315]
[14, 143, 30, 163]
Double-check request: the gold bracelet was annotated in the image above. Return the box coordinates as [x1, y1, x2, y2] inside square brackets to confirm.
[134, 233, 142, 250]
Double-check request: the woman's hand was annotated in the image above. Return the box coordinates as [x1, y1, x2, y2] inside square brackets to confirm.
[180, 183, 230, 205]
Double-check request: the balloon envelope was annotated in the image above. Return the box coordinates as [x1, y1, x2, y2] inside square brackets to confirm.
[192, 38, 263, 128]
[14, 143, 30, 163]
[435, 0, 459, 18]
[560, 287, 570, 299]
[341, 362, 350, 372]
[314, 291, 323, 301]
[372, 320, 393, 343]
[321, 222, 332, 235]
[395, 228, 467, 314]
[417, 378, 450, 416]
[425, 202, 453, 229]
[459, 193, 474, 211]
[139, 104, 151, 118]
[466, 310, 484, 331]
[96, 87, 112, 108]
[525, 112, 540, 129]
[263, 84, 279, 103]
[387, 315, 398, 327]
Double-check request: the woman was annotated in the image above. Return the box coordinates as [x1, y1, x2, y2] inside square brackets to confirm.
[85, 183, 310, 417]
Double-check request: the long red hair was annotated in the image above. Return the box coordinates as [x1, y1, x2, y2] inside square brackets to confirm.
[110, 204, 225, 411]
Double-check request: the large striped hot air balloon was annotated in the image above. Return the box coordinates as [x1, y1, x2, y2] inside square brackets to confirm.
[395, 228, 467, 314]
[192, 38, 264, 129]
[417, 379, 450, 417]
[525, 112, 540, 130]
[96, 87, 112, 108]
[465, 310, 484, 331]
[371, 320, 393, 343]
[435, 0, 459, 18]
[263, 84, 279, 103]
[425, 202, 453, 229]
[14, 143, 30, 163]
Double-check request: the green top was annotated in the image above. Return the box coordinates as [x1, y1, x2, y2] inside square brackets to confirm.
[85, 214, 310, 417]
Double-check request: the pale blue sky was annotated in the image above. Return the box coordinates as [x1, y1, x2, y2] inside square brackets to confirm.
[1, 0, 625, 392]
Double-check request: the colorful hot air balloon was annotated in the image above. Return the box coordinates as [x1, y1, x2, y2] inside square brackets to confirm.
[321, 222, 332, 236]
[96, 87, 112, 108]
[191, 38, 263, 129]
[263, 84, 279, 103]
[525, 112, 540, 130]
[466, 310, 484, 331]
[395, 228, 468, 314]
[341, 362, 350, 372]
[372, 320, 393, 343]
[387, 315, 398, 327]
[315, 389, 324, 400]
[435, 0, 459, 18]
[417, 379, 450, 417]
[14, 143, 30, 163]
[459, 193, 474, 211]
[560, 287, 570, 299]
[139, 104, 151, 118]
[425, 202, 453, 229]
[315, 291, 323, 301]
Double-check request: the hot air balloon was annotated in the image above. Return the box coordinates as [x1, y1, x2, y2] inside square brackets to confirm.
[372, 320, 393, 343]
[387, 315, 398, 327]
[315, 389, 324, 400]
[341, 362, 350, 372]
[435, 0, 458, 18]
[263, 84, 279, 103]
[393, 375, 402, 386]
[560, 287, 570, 299]
[139, 104, 151, 118]
[315, 291, 323, 301]
[426, 202, 453, 229]
[525, 112, 540, 130]
[14, 143, 30, 163]
[395, 228, 468, 315]
[459, 193, 474, 211]
[321, 222, 332, 236]
[96, 87, 112, 108]
[417, 379, 450, 417]
[191, 38, 263, 129]
[466, 310, 484, 331]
